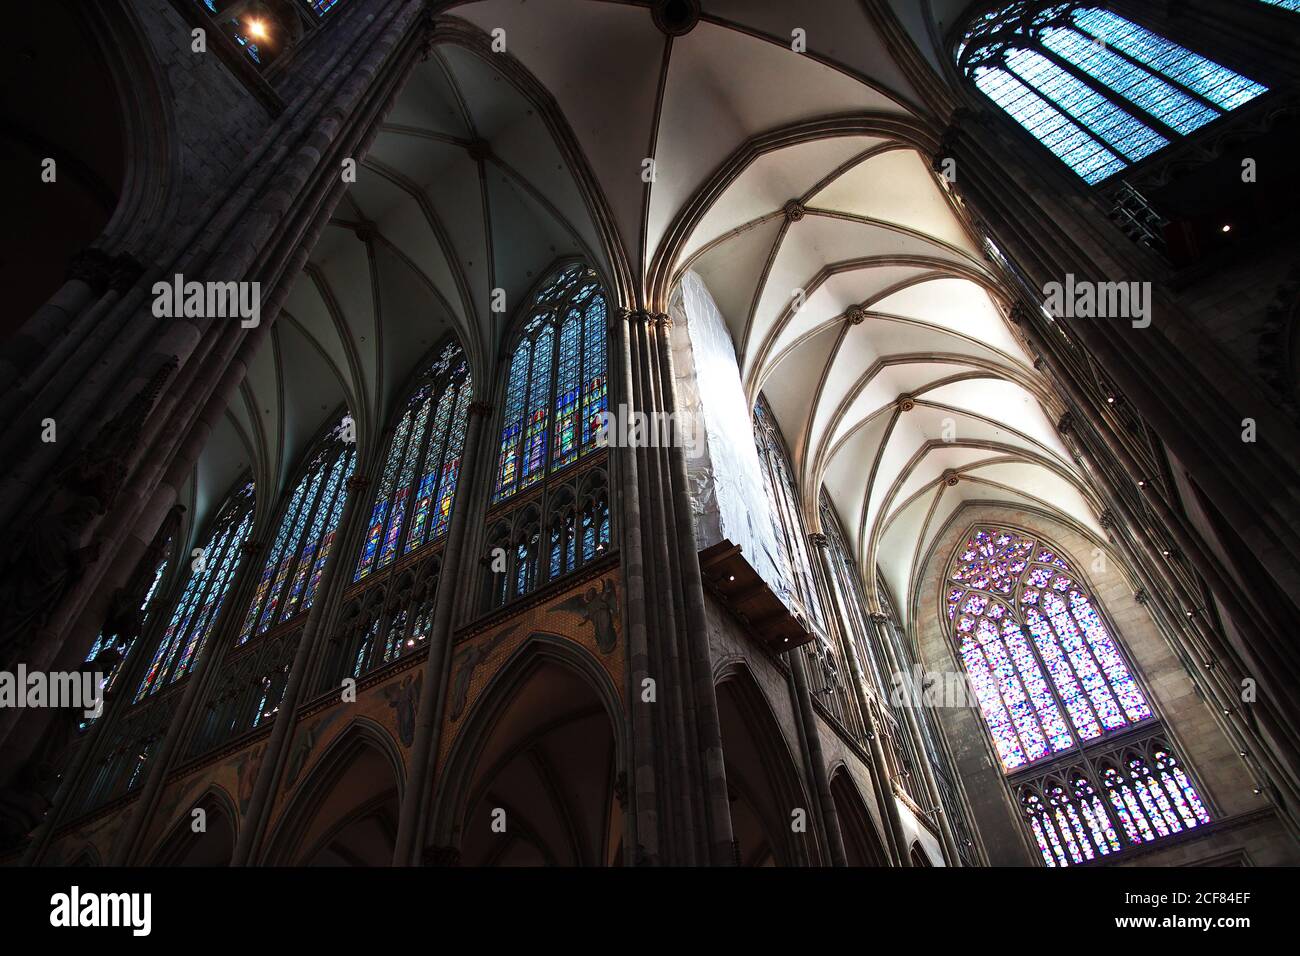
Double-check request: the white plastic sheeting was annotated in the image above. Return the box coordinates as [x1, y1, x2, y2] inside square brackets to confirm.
[673, 271, 792, 606]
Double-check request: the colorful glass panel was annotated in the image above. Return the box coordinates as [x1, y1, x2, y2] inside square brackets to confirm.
[960, 4, 1269, 183]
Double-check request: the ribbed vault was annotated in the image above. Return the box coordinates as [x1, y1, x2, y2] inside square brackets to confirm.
[191, 1, 1104, 631]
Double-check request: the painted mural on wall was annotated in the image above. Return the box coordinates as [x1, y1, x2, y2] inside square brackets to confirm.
[264, 663, 418, 828]
[437, 571, 624, 770]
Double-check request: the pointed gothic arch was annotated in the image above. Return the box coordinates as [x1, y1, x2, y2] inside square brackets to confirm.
[258, 718, 406, 866]
[427, 634, 626, 866]
[714, 662, 814, 866]
[147, 785, 239, 866]
[828, 765, 890, 866]
[939, 522, 1215, 865]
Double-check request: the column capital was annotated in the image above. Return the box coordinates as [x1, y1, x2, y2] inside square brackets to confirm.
[808, 531, 829, 549]
[618, 307, 652, 325]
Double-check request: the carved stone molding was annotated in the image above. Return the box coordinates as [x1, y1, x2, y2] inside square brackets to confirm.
[844, 305, 867, 326]
[783, 199, 806, 222]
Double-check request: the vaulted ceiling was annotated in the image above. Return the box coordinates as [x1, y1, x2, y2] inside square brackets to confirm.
[191, 0, 1107, 625]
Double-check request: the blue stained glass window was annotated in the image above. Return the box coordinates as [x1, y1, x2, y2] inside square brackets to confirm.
[136, 481, 255, 700]
[958, 3, 1269, 183]
[83, 547, 172, 700]
[354, 341, 473, 579]
[974, 66, 1128, 184]
[1003, 47, 1169, 162]
[1038, 27, 1219, 135]
[239, 414, 356, 644]
[1071, 9, 1266, 111]
[492, 263, 608, 505]
[1259, 0, 1300, 10]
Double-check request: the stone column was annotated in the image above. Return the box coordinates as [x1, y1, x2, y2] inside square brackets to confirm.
[613, 309, 661, 864]
[391, 401, 489, 865]
[652, 312, 736, 865]
[807, 532, 905, 865]
[229, 470, 371, 865]
[0, 0, 429, 738]
[871, 612, 964, 866]
[106, 534, 263, 865]
[788, 649, 848, 866]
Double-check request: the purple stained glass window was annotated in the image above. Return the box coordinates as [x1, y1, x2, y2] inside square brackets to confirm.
[948, 527, 1154, 770]
[949, 526, 1211, 864]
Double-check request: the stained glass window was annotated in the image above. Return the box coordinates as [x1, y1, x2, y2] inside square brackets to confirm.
[492, 263, 607, 504]
[355, 341, 472, 580]
[949, 528, 1154, 770]
[1259, 0, 1300, 10]
[1018, 739, 1212, 867]
[239, 414, 356, 644]
[136, 481, 255, 700]
[199, 1, 283, 66]
[947, 526, 1211, 864]
[958, 2, 1268, 183]
[84, 548, 171, 691]
[753, 399, 826, 631]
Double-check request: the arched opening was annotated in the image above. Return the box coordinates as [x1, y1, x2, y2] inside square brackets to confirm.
[150, 791, 237, 866]
[910, 842, 933, 867]
[716, 668, 811, 866]
[261, 725, 403, 866]
[1, 0, 125, 334]
[435, 641, 623, 866]
[829, 768, 889, 866]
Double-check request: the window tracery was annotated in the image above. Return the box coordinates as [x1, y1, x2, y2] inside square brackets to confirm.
[957, 3, 1268, 183]
[947, 526, 1211, 864]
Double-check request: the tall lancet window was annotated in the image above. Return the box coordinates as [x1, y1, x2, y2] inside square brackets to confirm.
[355, 341, 473, 581]
[84, 543, 173, 695]
[947, 527, 1212, 865]
[957, 3, 1268, 183]
[239, 415, 356, 643]
[136, 481, 255, 700]
[483, 262, 610, 609]
[753, 399, 825, 631]
[492, 262, 608, 504]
